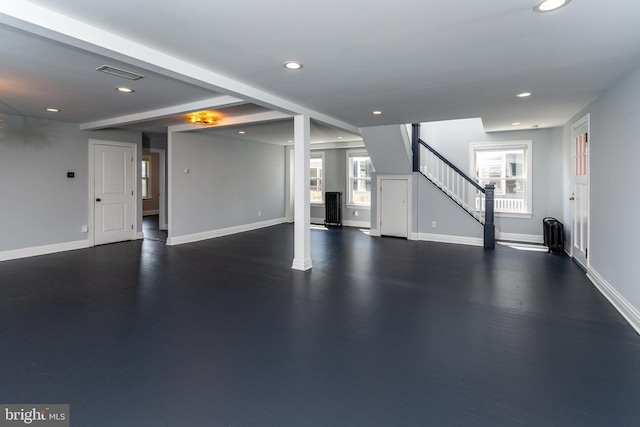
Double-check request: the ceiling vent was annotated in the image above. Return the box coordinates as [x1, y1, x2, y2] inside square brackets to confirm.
[96, 65, 145, 80]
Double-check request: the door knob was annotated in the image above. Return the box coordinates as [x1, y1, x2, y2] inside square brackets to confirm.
[96, 198, 102, 202]
[569, 196, 575, 201]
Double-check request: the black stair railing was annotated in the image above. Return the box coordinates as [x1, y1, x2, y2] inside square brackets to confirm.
[411, 123, 495, 249]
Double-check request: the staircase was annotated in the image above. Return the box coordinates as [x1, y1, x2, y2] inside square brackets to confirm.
[411, 124, 495, 248]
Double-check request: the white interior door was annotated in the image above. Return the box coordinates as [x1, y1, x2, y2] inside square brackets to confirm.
[380, 179, 408, 238]
[571, 115, 589, 268]
[94, 143, 135, 245]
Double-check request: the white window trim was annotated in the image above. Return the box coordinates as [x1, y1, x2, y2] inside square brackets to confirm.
[346, 149, 372, 208]
[469, 140, 532, 218]
[310, 152, 325, 205]
[141, 156, 152, 200]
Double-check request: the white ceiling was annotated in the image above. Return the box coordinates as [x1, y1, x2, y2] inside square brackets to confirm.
[1, 0, 639, 142]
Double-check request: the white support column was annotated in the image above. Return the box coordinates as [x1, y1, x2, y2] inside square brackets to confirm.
[292, 115, 313, 271]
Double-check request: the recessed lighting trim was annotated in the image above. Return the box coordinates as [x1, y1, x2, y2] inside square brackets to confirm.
[116, 87, 134, 93]
[46, 108, 60, 112]
[238, 131, 246, 134]
[512, 122, 521, 126]
[337, 136, 343, 139]
[517, 92, 532, 98]
[283, 61, 303, 70]
[372, 110, 383, 115]
[533, 0, 570, 13]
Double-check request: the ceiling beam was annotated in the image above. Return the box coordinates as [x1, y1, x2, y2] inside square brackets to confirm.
[79, 96, 246, 130]
[169, 111, 292, 133]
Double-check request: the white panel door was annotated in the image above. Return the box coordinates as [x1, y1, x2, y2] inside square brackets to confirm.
[380, 179, 408, 238]
[95, 144, 135, 245]
[571, 116, 589, 268]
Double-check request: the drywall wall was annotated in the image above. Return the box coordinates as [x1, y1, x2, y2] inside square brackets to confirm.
[563, 63, 640, 312]
[169, 131, 285, 238]
[0, 114, 142, 253]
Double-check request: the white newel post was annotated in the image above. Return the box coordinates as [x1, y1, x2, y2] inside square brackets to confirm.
[292, 115, 313, 271]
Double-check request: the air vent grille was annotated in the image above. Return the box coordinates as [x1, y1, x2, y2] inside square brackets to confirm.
[96, 65, 145, 80]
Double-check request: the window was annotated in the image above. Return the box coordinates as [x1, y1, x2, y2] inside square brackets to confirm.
[310, 153, 324, 204]
[141, 157, 151, 199]
[470, 141, 532, 216]
[347, 151, 373, 206]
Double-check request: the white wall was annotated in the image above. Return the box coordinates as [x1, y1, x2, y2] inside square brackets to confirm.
[169, 132, 285, 241]
[0, 114, 142, 255]
[562, 63, 640, 317]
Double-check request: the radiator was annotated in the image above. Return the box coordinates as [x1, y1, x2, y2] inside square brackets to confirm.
[324, 192, 342, 227]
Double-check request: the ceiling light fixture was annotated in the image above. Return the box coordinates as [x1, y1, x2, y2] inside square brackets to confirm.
[283, 61, 303, 70]
[373, 110, 383, 115]
[533, 0, 570, 13]
[238, 131, 246, 134]
[116, 87, 134, 93]
[517, 92, 532, 98]
[187, 111, 219, 125]
[46, 108, 60, 112]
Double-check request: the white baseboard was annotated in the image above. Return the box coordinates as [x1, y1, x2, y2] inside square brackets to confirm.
[0, 239, 91, 262]
[418, 233, 484, 247]
[588, 267, 640, 336]
[497, 231, 543, 244]
[369, 228, 381, 237]
[136, 232, 144, 240]
[166, 217, 287, 246]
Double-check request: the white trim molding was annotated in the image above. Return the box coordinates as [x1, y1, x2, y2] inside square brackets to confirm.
[166, 218, 287, 246]
[588, 267, 640, 336]
[418, 233, 483, 247]
[0, 240, 90, 262]
[496, 232, 543, 244]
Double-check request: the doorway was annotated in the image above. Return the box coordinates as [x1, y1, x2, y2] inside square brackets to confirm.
[571, 114, 589, 268]
[89, 140, 137, 245]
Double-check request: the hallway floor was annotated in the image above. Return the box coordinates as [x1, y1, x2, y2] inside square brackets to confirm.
[0, 225, 639, 426]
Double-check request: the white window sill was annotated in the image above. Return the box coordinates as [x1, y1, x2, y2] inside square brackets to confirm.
[345, 204, 371, 209]
[495, 212, 532, 219]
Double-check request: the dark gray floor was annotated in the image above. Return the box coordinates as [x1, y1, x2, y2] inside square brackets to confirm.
[142, 214, 167, 243]
[1, 224, 639, 426]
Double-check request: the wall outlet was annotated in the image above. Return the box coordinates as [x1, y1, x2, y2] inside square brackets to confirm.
[354, 211, 359, 217]
[82, 225, 88, 233]
[432, 221, 437, 228]
[258, 210, 261, 217]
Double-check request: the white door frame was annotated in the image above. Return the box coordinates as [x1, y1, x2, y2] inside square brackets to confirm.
[375, 174, 413, 239]
[88, 139, 138, 247]
[148, 148, 167, 230]
[570, 113, 590, 267]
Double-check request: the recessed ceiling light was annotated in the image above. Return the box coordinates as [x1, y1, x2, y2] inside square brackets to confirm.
[373, 110, 383, 115]
[533, 0, 570, 13]
[116, 87, 134, 93]
[337, 136, 343, 139]
[517, 92, 532, 98]
[283, 61, 303, 70]
[512, 122, 521, 126]
[288, 140, 293, 143]
[46, 108, 60, 112]
[238, 131, 246, 134]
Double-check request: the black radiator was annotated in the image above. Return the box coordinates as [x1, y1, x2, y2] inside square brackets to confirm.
[324, 192, 342, 227]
